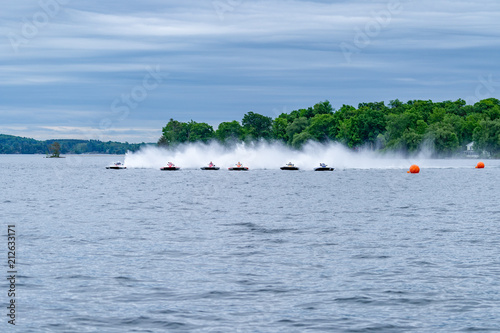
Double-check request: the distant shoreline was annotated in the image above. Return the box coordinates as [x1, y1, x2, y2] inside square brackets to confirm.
[0, 153, 129, 156]
[0, 134, 154, 155]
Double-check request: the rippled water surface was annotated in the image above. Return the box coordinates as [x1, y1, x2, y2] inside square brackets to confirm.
[1, 155, 500, 332]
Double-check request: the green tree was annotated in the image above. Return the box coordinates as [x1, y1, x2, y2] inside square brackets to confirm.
[463, 113, 486, 144]
[161, 119, 189, 146]
[409, 100, 434, 122]
[442, 114, 466, 146]
[356, 106, 386, 146]
[286, 117, 309, 145]
[336, 118, 361, 148]
[149, 98, 499, 152]
[401, 129, 423, 152]
[416, 119, 428, 135]
[312, 100, 334, 116]
[157, 135, 168, 147]
[426, 123, 459, 156]
[472, 119, 500, 154]
[272, 117, 288, 142]
[306, 114, 337, 142]
[428, 107, 446, 124]
[49, 141, 61, 157]
[187, 121, 214, 143]
[388, 99, 405, 113]
[444, 99, 467, 117]
[298, 107, 314, 119]
[241, 112, 273, 140]
[291, 131, 313, 148]
[335, 104, 357, 121]
[215, 121, 243, 142]
[385, 111, 420, 149]
[473, 98, 500, 120]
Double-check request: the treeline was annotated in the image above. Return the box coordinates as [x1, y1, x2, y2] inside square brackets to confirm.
[158, 98, 500, 156]
[0, 134, 147, 154]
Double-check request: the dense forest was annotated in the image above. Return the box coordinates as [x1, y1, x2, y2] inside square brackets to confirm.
[159, 98, 500, 157]
[0, 135, 147, 154]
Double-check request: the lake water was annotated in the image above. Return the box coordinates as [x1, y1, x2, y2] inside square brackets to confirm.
[1, 154, 500, 332]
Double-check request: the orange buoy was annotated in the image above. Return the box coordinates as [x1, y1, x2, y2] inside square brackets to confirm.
[408, 164, 420, 174]
[475, 161, 485, 169]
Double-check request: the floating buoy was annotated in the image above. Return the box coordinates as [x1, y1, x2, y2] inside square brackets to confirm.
[407, 164, 420, 174]
[475, 161, 485, 169]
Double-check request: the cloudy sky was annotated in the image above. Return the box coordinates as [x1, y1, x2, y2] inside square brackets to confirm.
[1, 0, 500, 143]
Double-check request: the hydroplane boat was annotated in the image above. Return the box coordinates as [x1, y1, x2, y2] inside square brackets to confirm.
[314, 163, 334, 171]
[160, 162, 180, 171]
[106, 161, 126, 169]
[228, 162, 248, 171]
[201, 161, 220, 170]
[280, 162, 299, 170]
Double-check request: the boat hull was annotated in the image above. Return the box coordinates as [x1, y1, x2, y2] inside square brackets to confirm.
[228, 167, 248, 171]
[160, 167, 180, 171]
[314, 167, 334, 171]
[106, 166, 126, 169]
[201, 167, 220, 170]
[280, 166, 299, 170]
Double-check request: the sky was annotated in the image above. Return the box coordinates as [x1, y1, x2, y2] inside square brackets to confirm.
[1, 0, 500, 143]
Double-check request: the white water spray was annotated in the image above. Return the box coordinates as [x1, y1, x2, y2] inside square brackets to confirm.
[124, 141, 418, 170]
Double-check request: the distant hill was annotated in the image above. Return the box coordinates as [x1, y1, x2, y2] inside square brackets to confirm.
[0, 134, 151, 154]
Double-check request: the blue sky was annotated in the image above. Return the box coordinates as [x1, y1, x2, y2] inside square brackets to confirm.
[1, 0, 500, 143]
